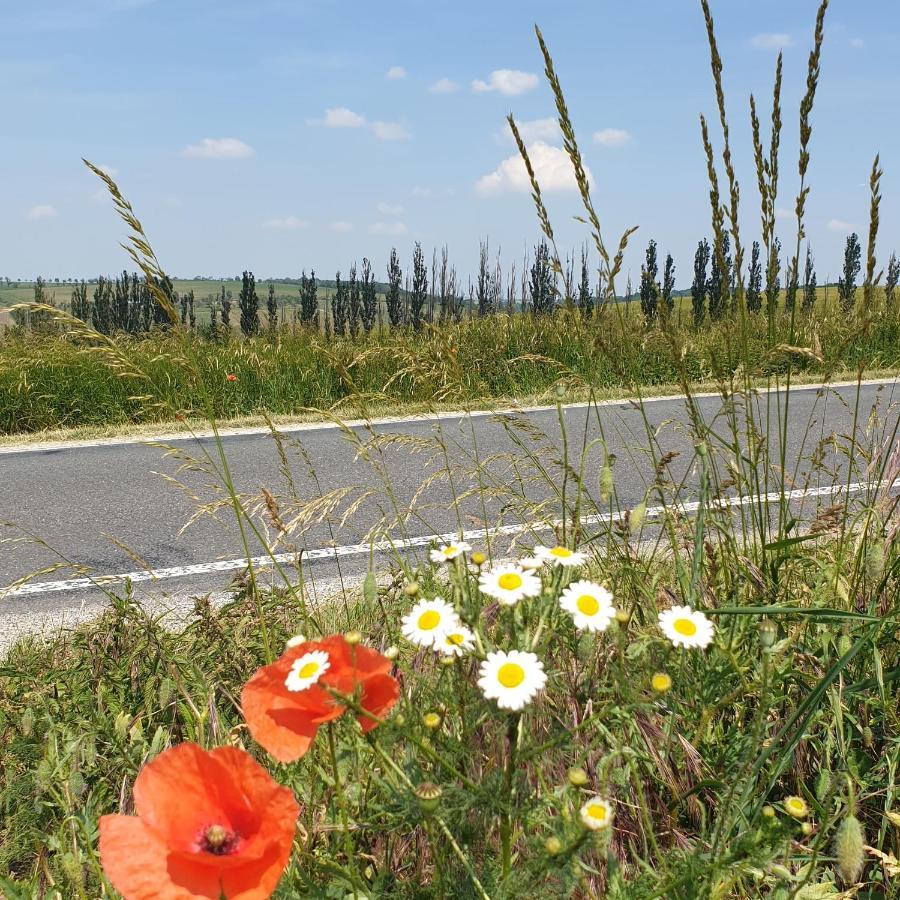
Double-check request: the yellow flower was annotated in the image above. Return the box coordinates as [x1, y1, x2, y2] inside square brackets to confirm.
[651, 672, 672, 693]
[579, 796, 614, 830]
[784, 796, 809, 819]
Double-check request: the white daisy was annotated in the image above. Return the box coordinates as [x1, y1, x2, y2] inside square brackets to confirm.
[429, 541, 472, 564]
[534, 544, 587, 567]
[559, 580, 616, 632]
[658, 605, 715, 649]
[477, 650, 546, 711]
[401, 597, 459, 648]
[519, 555, 545, 571]
[579, 796, 613, 830]
[284, 633, 307, 649]
[478, 565, 542, 606]
[284, 650, 330, 692]
[436, 624, 476, 657]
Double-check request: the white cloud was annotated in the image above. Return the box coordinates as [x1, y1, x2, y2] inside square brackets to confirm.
[476, 141, 588, 195]
[511, 117, 559, 143]
[370, 221, 408, 235]
[263, 215, 309, 230]
[592, 128, 631, 147]
[775, 206, 794, 220]
[430, 77, 459, 94]
[750, 32, 794, 50]
[850, 37, 865, 49]
[321, 106, 366, 128]
[97, 163, 118, 177]
[828, 218, 855, 232]
[371, 120, 411, 141]
[471, 68, 538, 96]
[412, 185, 455, 199]
[377, 202, 404, 215]
[27, 204, 58, 220]
[330, 221, 353, 233]
[386, 65, 407, 80]
[182, 137, 254, 159]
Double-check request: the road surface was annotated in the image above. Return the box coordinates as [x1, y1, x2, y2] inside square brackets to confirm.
[2, 378, 898, 646]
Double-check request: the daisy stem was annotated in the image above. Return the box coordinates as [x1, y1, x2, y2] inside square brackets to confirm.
[500, 712, 522, 882]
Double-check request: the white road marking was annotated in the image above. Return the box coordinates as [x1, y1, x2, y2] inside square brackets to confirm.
[1, 377, 895, 456]
[5, 480, 883, 598]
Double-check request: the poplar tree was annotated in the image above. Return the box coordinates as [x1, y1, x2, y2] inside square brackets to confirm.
[764, 236, 782, 318]
[71, 281, 89, 322]
[220, 284, 232, 331]
[577, 245, 593, 318]
[348, 263, 361, 337]
[332, 271, 348, 336]
[92, 276, 113, 334]
[802, 245, 817, 312]
[691, 239, 710, 325]
[266, 282, 278, 331]
[529, 240, 555, 316]
[661, 253, 676, 316]
[361, 258, 377, 332]
[747, 241, 763, 313]
[785, 259, 800, 311]
[885, 252, 899, 313]
[639, 239, 659, 321]
[410, 242, 427, 330]
[386, 249, 403, 327]
[239, 270, 260, 336]
[476, 239, 493, 316]
[838, 233, 862, 312]
[299, 270, 318, 326]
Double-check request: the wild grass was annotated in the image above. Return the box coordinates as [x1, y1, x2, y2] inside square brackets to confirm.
[2, 0, 900, 897]
[2, 301, 900, 435]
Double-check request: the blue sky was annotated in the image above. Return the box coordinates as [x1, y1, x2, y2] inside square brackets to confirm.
[1, 0, 897, 288]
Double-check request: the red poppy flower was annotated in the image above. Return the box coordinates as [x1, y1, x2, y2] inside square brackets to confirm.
[226, 373, 238, 382]
[242, 634, 400, 763]
[99, 743, 298, 900]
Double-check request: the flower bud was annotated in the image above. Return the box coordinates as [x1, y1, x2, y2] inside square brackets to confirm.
[285, 633, 307, 649]
[783, 795, 808, 819]
[439, 654, 456, 667]
[470, 551, 487, 567]
[834, 814, 865, 885]
[758, 618, 777, 650]
[394, 714, 406, 727]
[567, 767, 589, 787]
[422, 712, 442, 730]
[555, 383, 566, 399]
[761, 805, 775, 819]
[544, 836, 563, 856]
[801, 822, 814, 836]
[414, 782, 442, 815]
[403, 582, 420, 598]
[615, 609, 630, 625]
[651, 672, 672, 693]
[344, 630, 363, 646]
[384, 645, 400, 661]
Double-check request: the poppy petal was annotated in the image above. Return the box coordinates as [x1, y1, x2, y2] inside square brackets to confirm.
[357, 672, 401, 732]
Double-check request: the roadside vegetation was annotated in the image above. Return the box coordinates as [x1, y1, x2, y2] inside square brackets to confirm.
[2, 1, 900, 898]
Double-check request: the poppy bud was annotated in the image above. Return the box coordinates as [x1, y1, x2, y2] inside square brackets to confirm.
[758, 618, 777, 649]
[834, 814, 865, 884]
[414, 782, 442, 815]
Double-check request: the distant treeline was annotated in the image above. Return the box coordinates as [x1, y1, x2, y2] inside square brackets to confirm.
[7, 231, 898, 337]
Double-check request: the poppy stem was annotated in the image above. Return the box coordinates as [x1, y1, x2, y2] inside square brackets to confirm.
[327, 722, 363, 896]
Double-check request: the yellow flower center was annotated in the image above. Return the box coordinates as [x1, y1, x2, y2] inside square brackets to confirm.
[673, 617, 697, 636]
[498, 572, 523, 590]
[298, 661, 319, 679]
[576, 594, 600, 616]
[549, 546, 573, 558]
[497, 663, 525, 688]
[418, 610, 441, 630]
[651, 673, 672, 692]
[442, 546, 458, 557]
[585, 803, 607, 822]
[447, 633, 464, 646]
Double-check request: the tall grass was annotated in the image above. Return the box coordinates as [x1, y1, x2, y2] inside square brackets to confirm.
[2, 1, 900, 897]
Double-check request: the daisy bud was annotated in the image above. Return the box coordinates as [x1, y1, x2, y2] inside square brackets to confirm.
[285, 634, 307, 649]
[554, 383, 566, 399]
[403, 582, 420, 598]
[470, 551, 487, 567]
[344, 631, 363, 646]
[761, 805, 775, 819]
[394, 714, 406, 727]
[422, 712, 442, 730]
[758, 618, 777, 650]
[801, 822, 814, 837]
[615, 609, 629, 624]
[784, 795, 808, 819]
[439, 655, 456, 667]
[567, 767, 589, 787]
[414, 782, 442, 815]
[384, 645, 400, 661]
[834, 814, 865, 885]
[544, 836, 563, 856]
[696, 441, 708, 458]
[651, 672, 672, 693]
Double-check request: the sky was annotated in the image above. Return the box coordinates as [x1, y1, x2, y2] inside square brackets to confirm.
[1, 0, 898, 288]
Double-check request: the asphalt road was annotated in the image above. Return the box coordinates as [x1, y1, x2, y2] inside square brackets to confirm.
[2, 378, 898, 645]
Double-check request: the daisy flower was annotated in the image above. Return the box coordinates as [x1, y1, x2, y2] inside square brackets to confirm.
[784, 796, 809, 819]
[658, 605, 715, 649]
[429, 541, 472, 564]
[579, 796, 614, 830]
[477, 650, 546, 711]
[534, 544, 587, 567]
[437, 624, 476, 657]
[559, 580, 616, 632]
[284, 650, 330, 692]
[519, 555, 545, 571]
[401, 597, 459, 647]
[478, 565, 541, 606]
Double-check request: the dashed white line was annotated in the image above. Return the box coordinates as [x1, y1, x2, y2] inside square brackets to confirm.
[5, 480, 883, 598]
